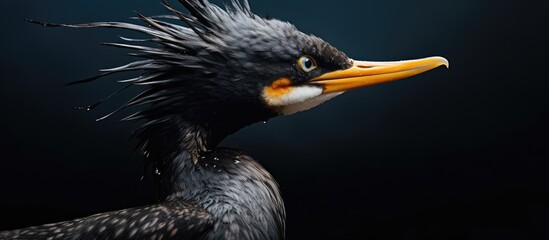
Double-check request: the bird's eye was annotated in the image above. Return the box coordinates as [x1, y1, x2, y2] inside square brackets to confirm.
[297, 56, 317, 73]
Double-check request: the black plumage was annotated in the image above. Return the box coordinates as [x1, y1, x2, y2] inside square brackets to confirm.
[2, 0, 447, 239]
[2, 150, 283, 239]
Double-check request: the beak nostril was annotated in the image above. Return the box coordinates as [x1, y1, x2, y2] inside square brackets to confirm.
[356, 65, 373, 69]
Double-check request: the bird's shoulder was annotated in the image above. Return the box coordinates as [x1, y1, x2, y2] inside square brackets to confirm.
[0, 201, 213, 239]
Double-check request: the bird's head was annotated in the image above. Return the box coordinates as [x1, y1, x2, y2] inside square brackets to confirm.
[29, 0, 447, 160]
[121, 0, 447, 118]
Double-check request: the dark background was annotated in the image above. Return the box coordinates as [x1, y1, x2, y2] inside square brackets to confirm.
[1, 0, 547, 239]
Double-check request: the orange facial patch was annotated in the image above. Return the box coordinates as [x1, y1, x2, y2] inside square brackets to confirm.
[263, 78, 294, 98]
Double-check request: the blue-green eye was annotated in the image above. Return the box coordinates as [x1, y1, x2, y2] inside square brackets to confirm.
[297, 56, 317, 73]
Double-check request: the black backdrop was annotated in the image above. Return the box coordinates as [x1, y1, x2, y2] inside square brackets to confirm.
[1, 0, 547, 239]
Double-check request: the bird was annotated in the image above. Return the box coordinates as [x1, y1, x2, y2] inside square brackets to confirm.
[1, 0, 448, 239]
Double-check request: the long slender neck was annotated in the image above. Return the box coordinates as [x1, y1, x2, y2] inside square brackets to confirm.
[139, 102, 275, 198]
[138, 115, 218, 197]
[138, 114, 285, 239]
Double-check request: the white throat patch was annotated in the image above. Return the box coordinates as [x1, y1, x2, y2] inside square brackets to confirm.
[262, 84, 344, 115]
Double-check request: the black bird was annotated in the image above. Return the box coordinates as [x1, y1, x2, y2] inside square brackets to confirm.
[1, 0, 448, 239]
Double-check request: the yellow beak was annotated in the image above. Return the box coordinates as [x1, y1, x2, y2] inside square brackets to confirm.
[310, 56, 449, 93]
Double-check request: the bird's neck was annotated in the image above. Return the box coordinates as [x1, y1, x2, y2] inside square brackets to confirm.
[140, 118, 285, 240]
[146, 119, 212, 198]
[164, 149, 285, 240]
[139, 104, 275, 195]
